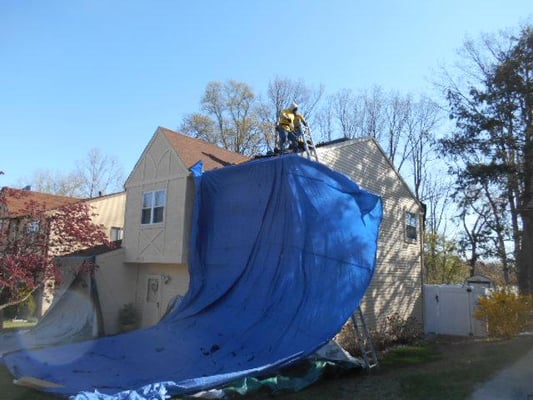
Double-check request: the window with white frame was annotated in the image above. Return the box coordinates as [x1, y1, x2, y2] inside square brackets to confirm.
[110, 226, 124, 241]
[141, 190, 166, 225]
[405, 211, 418, 241]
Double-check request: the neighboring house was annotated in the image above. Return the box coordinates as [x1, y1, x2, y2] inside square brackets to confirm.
[0, 188, 126, 316]
[92, 126, 423, 336]
[0, 187, 81, 224]
[0, 188, 126, 242]
[316, 138, 424, 331]
[84, 192, 127, 242]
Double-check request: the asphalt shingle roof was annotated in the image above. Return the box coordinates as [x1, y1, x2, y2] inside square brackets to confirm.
[0, 188, 81, 218]
[159, 127, 250, 171]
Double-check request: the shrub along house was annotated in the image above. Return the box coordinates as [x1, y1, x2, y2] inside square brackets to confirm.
[91, 127, 423, 336]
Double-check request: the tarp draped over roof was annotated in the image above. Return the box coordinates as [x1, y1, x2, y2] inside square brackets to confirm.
[4, 155, 382, 399]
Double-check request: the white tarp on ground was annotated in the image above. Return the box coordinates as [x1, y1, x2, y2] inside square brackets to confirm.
[0, 261, 101, 360]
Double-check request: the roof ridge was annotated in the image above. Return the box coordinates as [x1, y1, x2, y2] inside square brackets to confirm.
[1, 187, 83, 200]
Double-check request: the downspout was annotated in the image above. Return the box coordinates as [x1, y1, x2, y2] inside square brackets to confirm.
[88, 255, 105, 337]
[419, 202, 427, 332]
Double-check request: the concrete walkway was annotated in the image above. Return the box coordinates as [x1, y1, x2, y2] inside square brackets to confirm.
[470, 336, 533, 400]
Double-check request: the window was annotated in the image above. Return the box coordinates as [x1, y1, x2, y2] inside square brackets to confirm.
[405, 211, 418, 241]
[110, 227, 124, 241]
[141, 190, 166, 224]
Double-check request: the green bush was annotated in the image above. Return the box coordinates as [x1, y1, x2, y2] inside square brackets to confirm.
[118, 303, 139, 327]
[474, 289, 532, 338]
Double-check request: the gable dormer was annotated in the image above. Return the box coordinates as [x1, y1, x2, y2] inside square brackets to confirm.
[123, 127, 249, 264]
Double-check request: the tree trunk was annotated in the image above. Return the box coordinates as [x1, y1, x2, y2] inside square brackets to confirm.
[518, 209, 533, 294]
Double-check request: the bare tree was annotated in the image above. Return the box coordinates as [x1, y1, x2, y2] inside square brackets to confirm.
[18, 149, 124, 198]
[423, 176, 453, 237]
[181, 80, 264, 156]
[266, 76, 324, 122]
[180, 113, 217, 144]
[405, 96, 441, 198]
[74, 148, 124, 198]
[314, 99, 336, 142]
[362, 86, 386, 141]
[22, 170, 84, 197]
[383, 92, 410, 167]
[330, 89, 360, 139]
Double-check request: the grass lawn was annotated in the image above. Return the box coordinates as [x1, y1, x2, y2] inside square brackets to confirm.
[241, 333, 533, 400]
[3, 320, 37, 330]
[1, 333, 532, 400]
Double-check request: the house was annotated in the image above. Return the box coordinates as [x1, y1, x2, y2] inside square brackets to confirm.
[92, 127, 249, 333]
[0, 188, 126, 243]
[316, 138, 423, 331]
[92, 126, 422, 336]
[0, 188, 126, 316]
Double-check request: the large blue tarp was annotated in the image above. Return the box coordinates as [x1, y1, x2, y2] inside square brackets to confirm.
[4, 155, 382, 399]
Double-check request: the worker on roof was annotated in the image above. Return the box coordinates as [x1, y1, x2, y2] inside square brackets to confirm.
[293, 104, 307, 134]
[292, 103, 308, 148]
[276, 102, 299, 152]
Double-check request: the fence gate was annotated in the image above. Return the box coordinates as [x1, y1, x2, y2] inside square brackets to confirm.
[424, 284, 489, 337]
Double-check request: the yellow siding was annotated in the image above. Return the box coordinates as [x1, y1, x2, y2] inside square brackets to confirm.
[317, 138, 423, 332]
[86, 192, 126, 240]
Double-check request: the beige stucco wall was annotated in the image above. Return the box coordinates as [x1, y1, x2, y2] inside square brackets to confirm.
[94, 249, 138, 335]
[93, 130, 195, 335]
[123, 131, 194, 264]
[94, 254, 190, 335]
[133, 263, 190, 328]
[317, 138, 423, 332]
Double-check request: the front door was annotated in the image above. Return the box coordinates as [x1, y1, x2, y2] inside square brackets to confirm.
[143, 274, 162, 327]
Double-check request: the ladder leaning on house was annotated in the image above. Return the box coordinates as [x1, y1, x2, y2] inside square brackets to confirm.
[351, 306, 379, 370]
[301, 126, 319, 162]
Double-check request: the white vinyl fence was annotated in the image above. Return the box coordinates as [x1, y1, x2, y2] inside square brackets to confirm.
[424, 282, 491, 337]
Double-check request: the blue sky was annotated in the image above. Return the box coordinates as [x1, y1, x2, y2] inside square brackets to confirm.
[1, 1, 532, 188]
